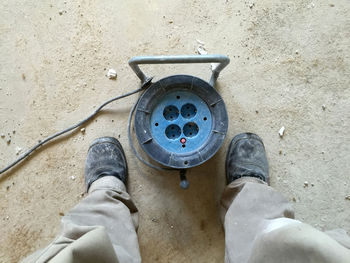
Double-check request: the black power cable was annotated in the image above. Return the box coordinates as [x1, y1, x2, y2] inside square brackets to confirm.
[0, 87, 144, 175]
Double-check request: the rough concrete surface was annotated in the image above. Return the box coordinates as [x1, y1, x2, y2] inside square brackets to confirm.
[0, 0, 349, 262]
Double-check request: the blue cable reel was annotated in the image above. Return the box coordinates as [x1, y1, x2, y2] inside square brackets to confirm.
[129, 55, 230, 189]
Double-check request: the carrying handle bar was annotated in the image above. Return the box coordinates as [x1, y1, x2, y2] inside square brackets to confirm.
[128, 54, 230, 88]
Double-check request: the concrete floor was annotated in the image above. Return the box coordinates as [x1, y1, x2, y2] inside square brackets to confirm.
[1, 0, 350, 262]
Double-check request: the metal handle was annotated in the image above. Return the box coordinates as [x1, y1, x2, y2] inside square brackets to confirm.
[128, 54, 230, 88]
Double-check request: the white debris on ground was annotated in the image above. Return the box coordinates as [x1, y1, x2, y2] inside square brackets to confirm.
[107, 68, 117, 79]
[70, 176, 76, 180]
[322, 104, 326, 110]
[304, 181, 309, 187]
[279, 126, 285, 138]
[196, 39, 208, 55]
[80, 128, 86, 134]
[307, 2, 315, 8]
[15, 147, 22, 155]
[197, 46, 207, 55]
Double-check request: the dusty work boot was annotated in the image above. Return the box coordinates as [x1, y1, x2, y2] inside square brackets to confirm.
[226, 133, 269, 185]
[84, 137, 128, 191]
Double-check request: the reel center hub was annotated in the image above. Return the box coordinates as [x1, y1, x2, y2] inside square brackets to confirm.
[150, 90, 212, 153]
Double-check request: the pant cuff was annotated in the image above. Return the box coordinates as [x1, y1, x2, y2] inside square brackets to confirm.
[88, 176, 126, 193]
[228, 176, 267, 188]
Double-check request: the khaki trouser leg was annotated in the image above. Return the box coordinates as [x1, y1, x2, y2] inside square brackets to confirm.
[22, 176, 141, 263]
[221, 177, 350, 263]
